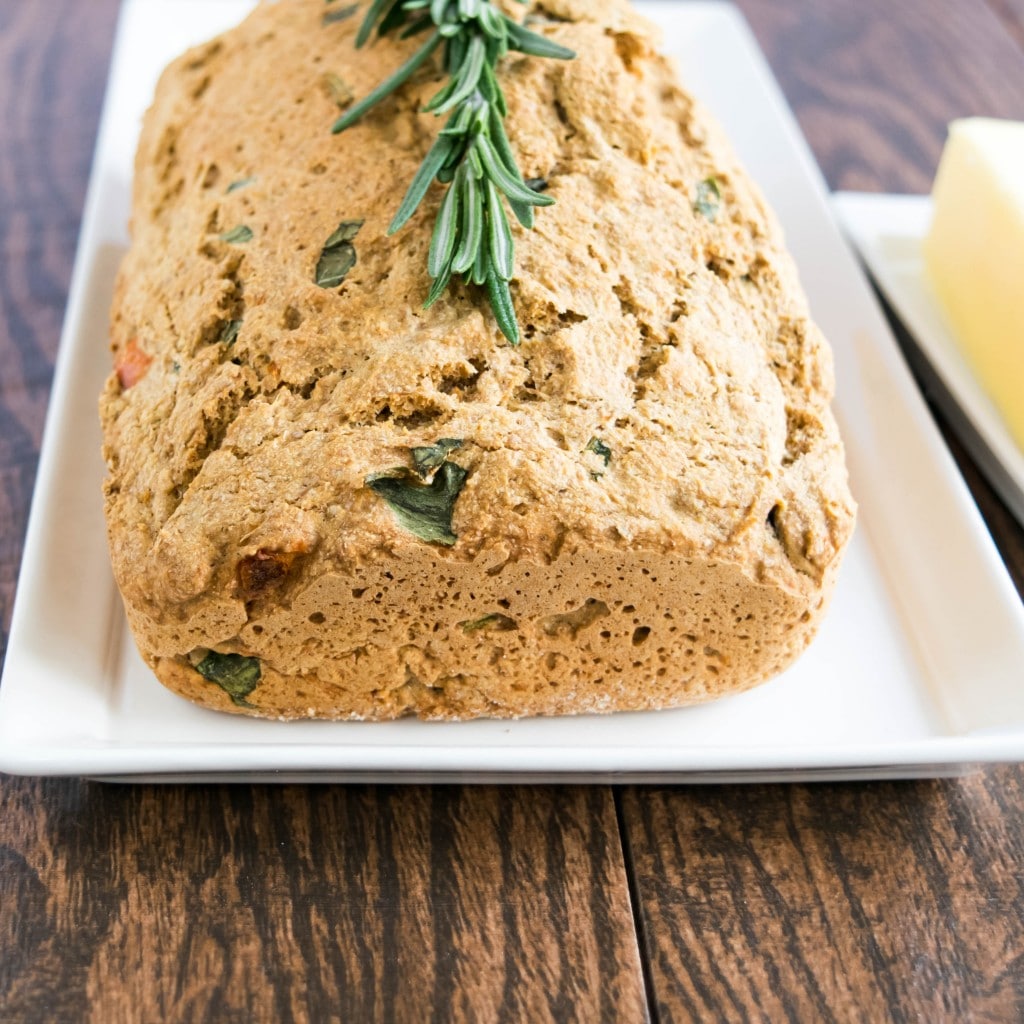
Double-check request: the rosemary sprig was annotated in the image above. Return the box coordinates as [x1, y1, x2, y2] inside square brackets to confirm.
[333, 0, 574, 345]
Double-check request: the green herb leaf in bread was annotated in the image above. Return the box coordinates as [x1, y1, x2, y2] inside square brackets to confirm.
[220, 319, 242, 346]
[220, 225, 254, 244]
[460, 613, 518, 634]
[367, 460, 468, 546]
[694, 177, 722, 222]
[194, 652, 261, 708]
[585, 437, 612, 467]
[315, 220, 364, 288]
[322, 71, 355, 109]
[323, 3, 359, 26]
[411, 438, 464, 478]
[585, 437, 612, 479]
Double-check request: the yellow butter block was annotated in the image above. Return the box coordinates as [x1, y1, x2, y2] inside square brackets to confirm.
[924, 117, 1024, 449]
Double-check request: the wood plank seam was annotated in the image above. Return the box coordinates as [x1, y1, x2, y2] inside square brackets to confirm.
[614, 788, 660, 1024]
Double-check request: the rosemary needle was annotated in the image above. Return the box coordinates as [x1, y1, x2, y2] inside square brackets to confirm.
[333, 0, 574, 345]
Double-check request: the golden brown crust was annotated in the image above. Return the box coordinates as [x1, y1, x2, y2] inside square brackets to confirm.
[103, 0, 856, 720]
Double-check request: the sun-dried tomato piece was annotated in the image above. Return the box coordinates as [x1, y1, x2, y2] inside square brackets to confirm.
[115, 338, 153, 390]
[237, 549, 301, 599]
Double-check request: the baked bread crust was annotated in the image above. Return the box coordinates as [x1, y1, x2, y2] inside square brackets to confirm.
[102, 0, 856, 719]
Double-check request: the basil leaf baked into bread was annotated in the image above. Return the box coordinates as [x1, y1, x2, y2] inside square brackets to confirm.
[101, 0, 856, 720]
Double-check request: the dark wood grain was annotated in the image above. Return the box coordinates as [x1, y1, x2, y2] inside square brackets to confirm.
[620, 773, 1024, 1022]
[0, 783, 646, 1021]
[987, 0, 1024, 50]
[737, 0, 1024, 194]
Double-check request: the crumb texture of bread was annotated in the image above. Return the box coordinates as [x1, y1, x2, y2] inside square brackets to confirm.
[102, 0, 856, 720]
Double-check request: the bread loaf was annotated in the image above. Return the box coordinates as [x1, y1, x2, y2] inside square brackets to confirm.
[101, 0, 856, 719]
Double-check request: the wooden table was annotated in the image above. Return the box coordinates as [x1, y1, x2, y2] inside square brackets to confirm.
[2, 1, 1024, 1020]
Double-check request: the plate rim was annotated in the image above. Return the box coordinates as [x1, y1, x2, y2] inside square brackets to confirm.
[4, 0, 1024, 779]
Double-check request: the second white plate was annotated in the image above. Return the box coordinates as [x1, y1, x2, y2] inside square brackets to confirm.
[834, 190, 1024, 527]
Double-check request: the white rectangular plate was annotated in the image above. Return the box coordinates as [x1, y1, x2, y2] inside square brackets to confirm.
[834, 191, 1024, 527]
[4, 0, 1024, 782]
